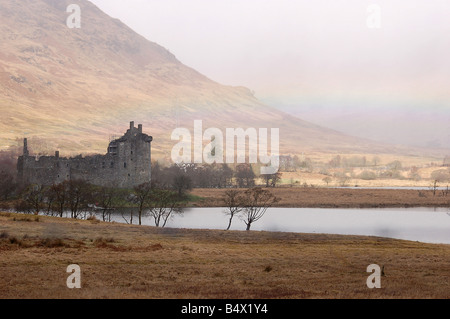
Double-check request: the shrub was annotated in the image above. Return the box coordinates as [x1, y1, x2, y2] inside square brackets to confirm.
[358, 170, 377, 180]
[431, 169, 450, 183]
[9, 237, 22, 245]
[38, 238, 66, 248]
[93, 237, 116, 248]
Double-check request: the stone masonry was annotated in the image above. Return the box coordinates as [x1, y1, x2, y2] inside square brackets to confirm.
[17, 122, 153, 188]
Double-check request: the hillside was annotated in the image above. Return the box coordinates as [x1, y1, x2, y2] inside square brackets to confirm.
[0, 0, 446, 161]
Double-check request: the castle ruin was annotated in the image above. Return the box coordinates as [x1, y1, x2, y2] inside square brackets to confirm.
[17, 122, 153, 188]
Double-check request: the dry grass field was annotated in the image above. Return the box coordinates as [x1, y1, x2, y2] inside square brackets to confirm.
[0, 212, 449, 299]
[189, 188, 450, 208]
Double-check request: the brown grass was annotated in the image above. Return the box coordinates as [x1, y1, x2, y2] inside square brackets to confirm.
[0, 212, 449, 299]
[189, 188, 450, 208]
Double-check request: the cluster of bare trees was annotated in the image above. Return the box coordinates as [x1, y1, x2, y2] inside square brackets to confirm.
[429, 170, 450, 197]
[152, 162, 281, 190]
[0, 170, 16, 201]
[16, 180, 106, 219]
[126, 182, 183, 226]
[222, 188, 280, 231]
[152, 162, 232, 190]
[0, 150, 19, 201]
[328, 155, 381, 168]
[12, 181, 281, 231]
[13, 179, 186, 227]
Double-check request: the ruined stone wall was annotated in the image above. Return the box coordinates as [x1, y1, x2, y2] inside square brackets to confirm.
[17, 122, 152, 189]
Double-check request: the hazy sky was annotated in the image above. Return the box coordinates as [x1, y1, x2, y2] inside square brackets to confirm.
[89, 0, 450, 148]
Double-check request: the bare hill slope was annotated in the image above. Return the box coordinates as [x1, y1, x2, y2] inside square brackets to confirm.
[0, 0, 443, 160]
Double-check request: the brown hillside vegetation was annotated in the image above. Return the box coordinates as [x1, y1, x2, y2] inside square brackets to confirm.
[189, 188, 450, 208]
[0, 0, 447, 161]
[0, 212, 449, 299]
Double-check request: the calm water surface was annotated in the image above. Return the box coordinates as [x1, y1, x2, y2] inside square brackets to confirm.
[107, 207, 450, 245]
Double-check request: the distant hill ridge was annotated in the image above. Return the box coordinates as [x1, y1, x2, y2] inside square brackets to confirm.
[0, 0, 443, 160]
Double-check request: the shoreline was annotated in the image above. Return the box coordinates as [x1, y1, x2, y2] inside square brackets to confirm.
[188, 187, 450, 208]
[2, 187, 448, 211]
[3, 205, 450, 246]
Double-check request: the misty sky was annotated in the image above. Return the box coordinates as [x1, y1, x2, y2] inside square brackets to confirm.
[89, 0, 450, 149]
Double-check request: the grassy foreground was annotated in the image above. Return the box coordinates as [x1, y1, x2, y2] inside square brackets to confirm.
[0, 212, 449, 299]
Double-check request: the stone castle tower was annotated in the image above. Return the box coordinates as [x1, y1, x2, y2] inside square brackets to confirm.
[17, 122, 153, 188]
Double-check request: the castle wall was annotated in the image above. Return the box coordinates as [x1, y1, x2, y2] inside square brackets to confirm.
[17, 122, 152, 189]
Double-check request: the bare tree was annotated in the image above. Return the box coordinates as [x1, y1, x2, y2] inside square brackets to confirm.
[387, 160, 403, 171]
[441, 185, 449, 197]
[94, 186, 121, 222]
[147, 188, 182, 227]
[431, 169, 450, 183]
[48, 182, 68, 218]
[263, 172, 282, 188]
[43, 186, 56, 216]
[218, 164, 234, 188]
[240, 188, 280, 231]
[21, 184, 45, 215]
[120, 207, 134, 225]
[335, 172, 351, 187]
[173, 173, 192, 198]
[322, 176, 332, 186]
[408, 166, 422, 181]
[431, 180, 439, 197]
[428, 169, 450, 197]
[235, 164, 255, 188]
[222, 189, 245, 230]
[372, 156, 381, 167]
[132, 182, 153, 225]
[66, 180, 93, 219]
[328, 155, 341, 168]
